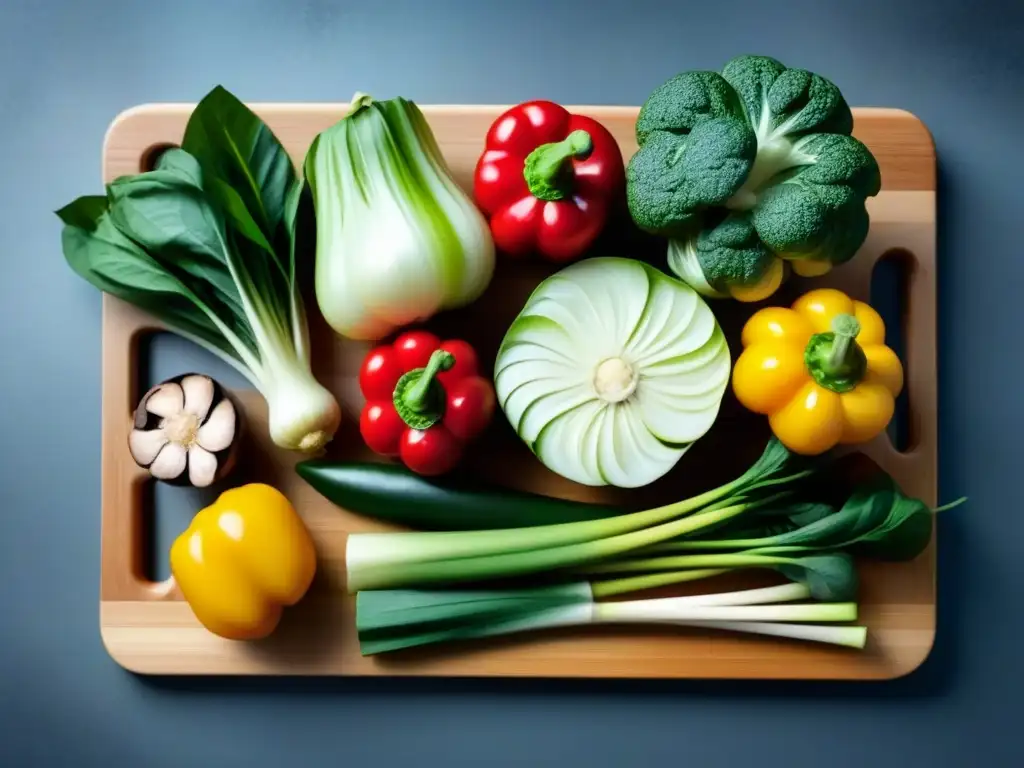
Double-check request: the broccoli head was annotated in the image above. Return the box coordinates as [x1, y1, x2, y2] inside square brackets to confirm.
[626, 54, 881, 302]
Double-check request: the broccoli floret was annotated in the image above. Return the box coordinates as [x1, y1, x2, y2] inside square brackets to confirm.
[696, 213, 775, 289]
[634, 71, 745, 142]
[626, 54, 881, 301]
[627, 71, 756, 237]
[627, 119, 756, 236]
[667, 213, 774, 298]
[751, 134, 881, 263]
[722, 55, 853, 141]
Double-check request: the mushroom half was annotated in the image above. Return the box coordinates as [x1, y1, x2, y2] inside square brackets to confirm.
[128, 373, 241, 488]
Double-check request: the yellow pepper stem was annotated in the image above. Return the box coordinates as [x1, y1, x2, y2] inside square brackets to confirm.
[826, 314, 861, 372]
[804, 314, 867, 394]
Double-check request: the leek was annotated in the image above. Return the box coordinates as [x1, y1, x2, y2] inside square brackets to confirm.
[356, 581, 867, 655]
[345, 438, 814, 592]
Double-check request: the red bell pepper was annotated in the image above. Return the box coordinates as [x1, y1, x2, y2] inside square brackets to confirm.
[473, 100, 625, 263]
[358, 330, 496, 476]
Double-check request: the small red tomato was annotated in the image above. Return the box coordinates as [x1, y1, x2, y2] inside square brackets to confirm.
[400, 426, 463, 476]
[438, 339, 480, 387]
[393, 330, 441, 371]
[359, 346, 403, 401]
[359, 401, 405, 456]
[445, 377, 497, 441]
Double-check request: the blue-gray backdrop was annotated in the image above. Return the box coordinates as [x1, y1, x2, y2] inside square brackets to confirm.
[2, 0, 1019, 765]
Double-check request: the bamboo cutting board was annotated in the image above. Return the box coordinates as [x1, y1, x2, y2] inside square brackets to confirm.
[97, 102, 938, 679]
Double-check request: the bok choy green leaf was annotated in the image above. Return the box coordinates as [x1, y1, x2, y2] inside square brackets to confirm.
[57, 86, 341, 453]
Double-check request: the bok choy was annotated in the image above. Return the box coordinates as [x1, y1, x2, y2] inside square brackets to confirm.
[57, 86, 341, 453]
[356, 581, 866, 655]
[304, 92, 495, 341]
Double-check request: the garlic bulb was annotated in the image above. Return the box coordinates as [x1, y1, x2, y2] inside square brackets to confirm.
[128, 373, 241, 488]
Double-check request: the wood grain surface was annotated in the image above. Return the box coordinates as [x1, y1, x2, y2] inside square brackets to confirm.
[97, 102, 938, 679]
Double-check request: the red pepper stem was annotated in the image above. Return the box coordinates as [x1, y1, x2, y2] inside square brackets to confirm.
[403, 349, 455, 414]
[524, 129, 594, 202]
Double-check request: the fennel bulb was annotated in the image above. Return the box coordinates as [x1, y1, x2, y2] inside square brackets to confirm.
[57, 86, 342, 453]
[493, 257, 731, 488]
[305, 92, 495, 341]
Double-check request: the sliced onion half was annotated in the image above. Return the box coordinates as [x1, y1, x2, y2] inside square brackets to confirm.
[494, 257, 731, 488]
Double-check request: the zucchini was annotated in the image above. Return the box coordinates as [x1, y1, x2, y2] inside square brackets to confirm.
[294, 460, 621, 530]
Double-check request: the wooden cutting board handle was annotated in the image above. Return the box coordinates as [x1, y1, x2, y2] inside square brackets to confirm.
[99, 295, 181, 602]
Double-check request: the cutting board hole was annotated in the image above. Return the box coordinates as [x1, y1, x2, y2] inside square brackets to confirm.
[870, 248, 914, 452]
[142, 482, 219, 582]
[139, 142, 179, 172]
[136, 331, 251, 583]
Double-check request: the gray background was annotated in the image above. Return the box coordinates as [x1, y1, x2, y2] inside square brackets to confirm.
[1, 0, 1019, 765]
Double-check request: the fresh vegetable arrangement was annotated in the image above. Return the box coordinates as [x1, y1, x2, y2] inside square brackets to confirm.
[65, 59, 956, 660]
[473, 100, 625, 262]
[358, 330, 496, 475]
[626, 54, 881, 302]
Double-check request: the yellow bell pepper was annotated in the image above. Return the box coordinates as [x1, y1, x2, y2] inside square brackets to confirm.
[731, 288, 904, 455]
[169, 483, 317, 641]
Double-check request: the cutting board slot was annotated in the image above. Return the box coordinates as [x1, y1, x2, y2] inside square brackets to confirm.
[145, 482, 217, 583]
[870, 248, 914, 453]
[139, 142, 177, 173]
